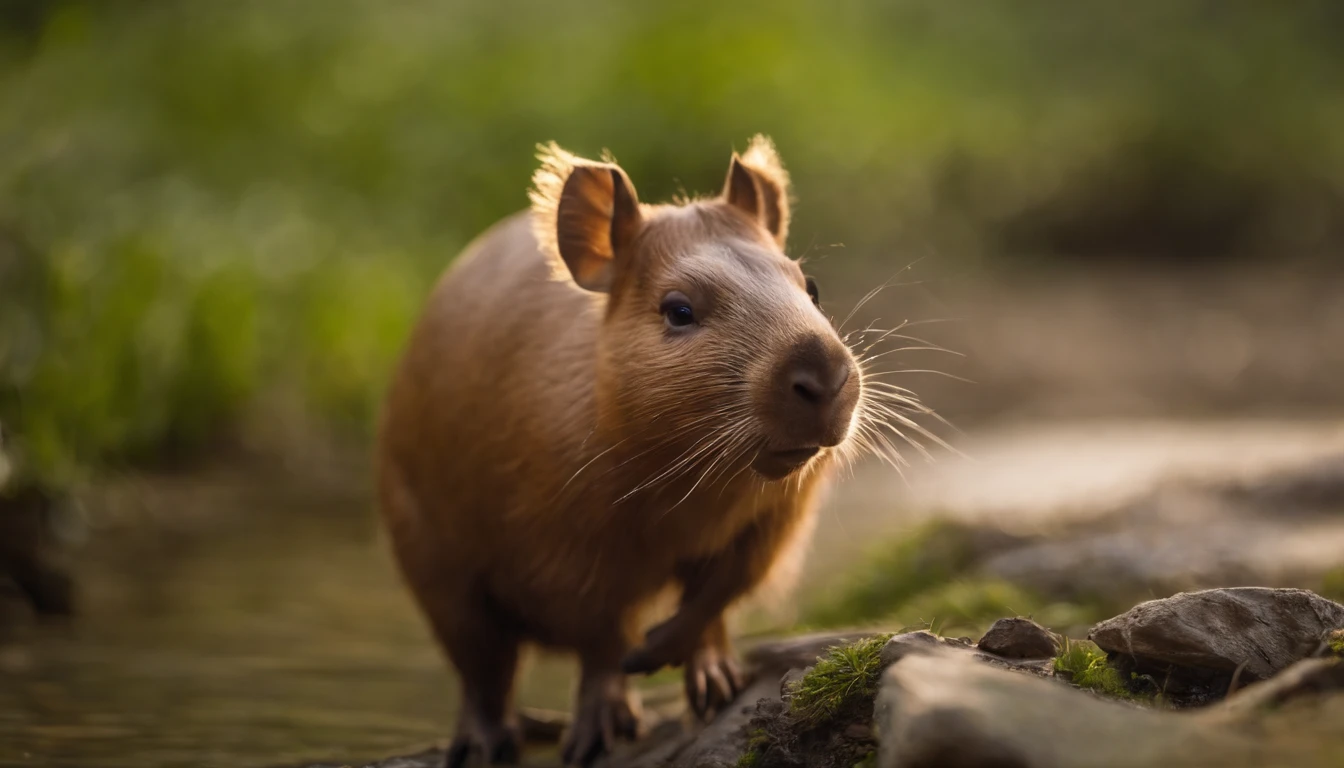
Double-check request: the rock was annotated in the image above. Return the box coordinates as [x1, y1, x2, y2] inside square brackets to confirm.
[879, 629, 1057, 681]
[1216, 657, 1344, 716]
[1089, 587, 1344, 682]
[1218, 453, 1344, 511]
[981, 516, 1344, 608]
[973, 456, 1344, 610]
[597, 714, 698, 768]
[655, 675, 780, 768]
[976, 618, 1059, 659]
[779, 666, 810, 700]
[875, 646, 1282, 768]
[842, 722, 873, 741]
[878, 630, 956, 666]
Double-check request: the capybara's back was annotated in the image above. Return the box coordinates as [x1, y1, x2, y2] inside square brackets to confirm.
[377, 137, 896, 767]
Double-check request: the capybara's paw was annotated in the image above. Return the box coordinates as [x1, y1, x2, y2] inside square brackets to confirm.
[684, 644, 749, 721]
[442, 722, 522, 768]
[621, 615, 700, 675]
[561, 676, 641, 767]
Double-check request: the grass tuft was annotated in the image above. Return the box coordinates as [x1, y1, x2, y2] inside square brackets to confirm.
[788, 634, 894, 727]
[1053, 637, 1137, 699]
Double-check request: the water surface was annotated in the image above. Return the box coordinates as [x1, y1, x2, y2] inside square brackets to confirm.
[0, 471, 575, 768]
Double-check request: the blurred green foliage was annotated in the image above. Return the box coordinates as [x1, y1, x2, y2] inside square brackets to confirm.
[2, 0, 1343, 486]
[805, 519, 984, 627]
[802, 518, 1103, 637]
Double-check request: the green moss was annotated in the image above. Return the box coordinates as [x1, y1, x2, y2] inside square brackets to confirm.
[788, 634, 893, 727]
[1328, 630, 1344, 656]
[746, 729, 770, 751]
[1053, 637, 1136, 699]
[734, 728, 771, 768]
[853, 751, 877, 768]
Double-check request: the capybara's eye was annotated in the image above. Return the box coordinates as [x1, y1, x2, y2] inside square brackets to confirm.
[806, 277, 820, 307]
[660, 292, 696, 329]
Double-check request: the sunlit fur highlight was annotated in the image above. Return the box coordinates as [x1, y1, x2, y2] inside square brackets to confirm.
[737, 134, 792, 244]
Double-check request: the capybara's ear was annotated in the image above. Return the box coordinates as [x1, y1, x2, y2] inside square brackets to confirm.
[530, 143, 642, 293]
[721, 134, 792, 248]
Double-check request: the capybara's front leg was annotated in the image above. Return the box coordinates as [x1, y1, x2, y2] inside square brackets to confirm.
[620, 578, 747, 720]
[623, 509, 804, 714]
[681, 615, 747, 720]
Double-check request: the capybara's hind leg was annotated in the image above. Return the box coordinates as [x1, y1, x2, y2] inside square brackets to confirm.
[427, 604, 523, 767]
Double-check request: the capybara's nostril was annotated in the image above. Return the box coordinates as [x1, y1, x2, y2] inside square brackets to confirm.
[788, 360, 850, 408]
[790, 370, 825, 405]
[830, 362, 851, 396]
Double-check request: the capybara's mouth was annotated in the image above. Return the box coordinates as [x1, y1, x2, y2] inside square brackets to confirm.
[752, 445, 821, 480]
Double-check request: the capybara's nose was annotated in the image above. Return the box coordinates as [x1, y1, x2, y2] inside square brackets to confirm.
[776, 336, 859, 448]
[788, 361, 850, 407]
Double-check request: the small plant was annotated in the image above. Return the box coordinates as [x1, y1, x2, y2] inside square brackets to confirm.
[788, 634, 894, 727]
[1053, 637, 1135, 699]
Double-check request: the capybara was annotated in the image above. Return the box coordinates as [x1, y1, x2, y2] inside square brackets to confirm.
[377, 136, 912, 767]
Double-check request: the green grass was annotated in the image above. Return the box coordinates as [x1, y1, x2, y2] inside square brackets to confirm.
[1053, 637, 1137, 700]
[787, 634, 894, 727]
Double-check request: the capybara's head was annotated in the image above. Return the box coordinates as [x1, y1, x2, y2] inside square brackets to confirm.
[531, 136, 861, 482]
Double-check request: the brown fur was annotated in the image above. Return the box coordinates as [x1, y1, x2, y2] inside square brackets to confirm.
[376, 135, 861, 767]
